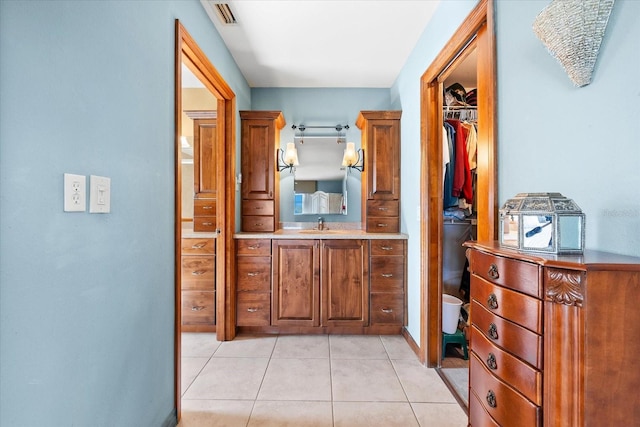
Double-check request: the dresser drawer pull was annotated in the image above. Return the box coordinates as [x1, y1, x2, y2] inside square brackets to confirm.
[487, 353, 498, 370]
[191, 270, 207, 276]
[254, 223, 263, 226]
[488, 263, 499, 280]
[377, 207, 389, 211]
[488, 323, 499, 340]
[247, 272, 259, 277]
[191, 242, 206, 249]
[247, 245, 260, 250]
[254, 206, 263, 210]
[381, 308, 394, 313]
[247, 307, 259, 313]
[377, 223, 389, 228]
[486, 390, 497, 408]
[191, 305, 205, 312]
[487, 293, 499, 310]
[380, 246, 393, 251]
[381, 273, 394, 278]
[202, 222, 214, 226]
[202, 206, 213, 210]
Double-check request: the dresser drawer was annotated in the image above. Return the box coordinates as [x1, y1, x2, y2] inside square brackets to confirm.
[236, 239, 271, 256]
[181, 256, 215, 290]
[237, 292, 270, 326]
[366, 217, 400, 233]
[470, 353, 541, 427]
[181, 238, 215, 255]
[469, 250, 541, 298]
[370, 257, 404, 292]
[370, 293, 405, 325]
[193, 216, 217, 232]
[182, 290, 215, 326]
[469, 390, 501, 427]
[242, 200, 274, 216]
[471, 326, 542, 405]
[237, 256, 271, 292]
[471, 301, 542, 369]
[367, 200, 399, 217]
[242, 215, 275, 232]
[194, 199, 216, 216]
[471, 275, 542, 333]
[370, 239, 404, 256]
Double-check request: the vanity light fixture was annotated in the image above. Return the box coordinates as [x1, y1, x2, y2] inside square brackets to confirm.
[277, 142, 299, 173]
[341, 142, 364, 172]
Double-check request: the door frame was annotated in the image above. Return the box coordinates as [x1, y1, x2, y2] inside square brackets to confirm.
[419, 0, 497, 367]
[174, 20, 237, 419]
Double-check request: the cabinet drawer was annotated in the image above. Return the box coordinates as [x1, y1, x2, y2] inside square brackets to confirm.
[370, 293, 405, 325]
[237, 256, 271, 292]
[472, 275, 542, 333]
[182, 290, 215, 326]
[181, 238, 215, 255]
[470, 354, 541, 427]
[371, 257, 404, 292]
[194, 199, 216, 216]
[370, 239, 404, 256]
[469, 250, 541, 298]
[366, 217, 399, 233]
[242, 215, 275, 232]
[471, 301, 542, 369]
[237, 292, 270, 326]
[193, 217, 217, 232]
[469, 390, 501, 427]
[236, 239, 271, 256]
[367, 200, 399, 217]
[471, 326, 542, 405]
[181, 256, 215, 290]
[242, 200, 274, 216]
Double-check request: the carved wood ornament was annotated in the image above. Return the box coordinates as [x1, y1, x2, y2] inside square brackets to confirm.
[545, 268, 585, 307]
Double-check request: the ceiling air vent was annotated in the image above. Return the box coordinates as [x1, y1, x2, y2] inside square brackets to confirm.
[214, 3, 237, 25]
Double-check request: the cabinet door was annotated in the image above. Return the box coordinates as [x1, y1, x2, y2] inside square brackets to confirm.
[366, 119, 400, 200]
[321, 239, 369, 327]
[193, 118, 218, 198]
[241, 119, 275, 200]
[271, 240, 320, 326]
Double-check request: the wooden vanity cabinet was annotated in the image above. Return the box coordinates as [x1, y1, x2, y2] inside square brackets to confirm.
[191, 116, 219, 232]
[370, 239, 406, 326]
[236, 239, 272, 326]
[240, 111, 285, 232]
[356, 111, 401, 233]
[465, 241, 640, 427]
[181, 237, 216, 331]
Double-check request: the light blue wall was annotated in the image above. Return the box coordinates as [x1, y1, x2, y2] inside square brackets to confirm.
[391, 0, 479, 342]
[251, 88, 391, 223]
[0, 1, 249, 426]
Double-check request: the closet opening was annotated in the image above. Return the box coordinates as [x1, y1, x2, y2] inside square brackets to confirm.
[419, 0, 497, 411]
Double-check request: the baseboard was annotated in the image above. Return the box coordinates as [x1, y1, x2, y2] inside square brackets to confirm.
[160, 408, 177, 427]
[401, 327, 422, 362]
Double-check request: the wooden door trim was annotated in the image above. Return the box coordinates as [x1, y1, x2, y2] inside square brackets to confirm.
[175, 20, 237, 421]
[419, 0, 497, 366]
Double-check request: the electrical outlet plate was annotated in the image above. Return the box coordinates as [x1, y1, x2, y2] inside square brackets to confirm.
[64, 173, 86, 212]
[89, 175, 111, 213]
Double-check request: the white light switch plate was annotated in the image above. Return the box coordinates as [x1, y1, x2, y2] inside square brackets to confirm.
[64, 173, 86, 212]
[89, 175, 111, 213]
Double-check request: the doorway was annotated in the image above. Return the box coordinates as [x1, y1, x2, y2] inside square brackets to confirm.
[174, 20, 237, 420]
[419, 0, 497, 409]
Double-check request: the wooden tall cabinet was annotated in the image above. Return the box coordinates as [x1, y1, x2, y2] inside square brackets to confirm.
[189, 114, 219, 232]
[356, 111, 402, 232]
[181, 237, 216, 331]
[240, 111, 285, 232]
[465, 241, 640, 427]
[272, 240, 320, 327]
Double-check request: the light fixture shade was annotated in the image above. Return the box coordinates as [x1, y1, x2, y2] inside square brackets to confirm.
[284, 142, 299, 166]
[342, 142, 358, 166]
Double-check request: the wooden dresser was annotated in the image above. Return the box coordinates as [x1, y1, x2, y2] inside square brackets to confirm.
[465, 241, 640, 426]
[181, 237, 216, 332]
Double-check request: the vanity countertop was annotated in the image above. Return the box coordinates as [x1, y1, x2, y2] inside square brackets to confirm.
[234, 229, 408, 240]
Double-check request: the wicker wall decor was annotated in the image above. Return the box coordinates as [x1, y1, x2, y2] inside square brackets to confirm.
[533, 0, 615, 87]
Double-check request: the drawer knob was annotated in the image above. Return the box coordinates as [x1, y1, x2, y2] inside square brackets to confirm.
[378, 207, 389, 211]
[191, 243, 206, 249]
[381, 273, 394, 278]
[247, 307, 258, 313]
[254, 223, 263, 226]
[488, 263, 499, 280]
[486, 390, 497, 408]
[191, 270, 206, 276]
[487, 353, 498, 370]
[380, 246, 393, 251]
[488, 323, 499, 340]
[202, 222, 214, 226]
[247, 272, 259, 277]
[381, 308, 394, 313]
[487, 293, 499, 310]
[202, 206, 213, 210]
[377, 223, 389, 228]
[191, 305, 205, 312]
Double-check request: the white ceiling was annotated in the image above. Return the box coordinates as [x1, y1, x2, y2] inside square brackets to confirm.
[200, 0, 441, 88]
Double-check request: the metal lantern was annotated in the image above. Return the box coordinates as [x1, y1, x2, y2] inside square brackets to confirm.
[499, 193, 585, 254]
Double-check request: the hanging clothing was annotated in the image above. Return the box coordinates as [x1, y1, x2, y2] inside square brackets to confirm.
[443, 122, 458, 209]
[446, 119, 473, 204]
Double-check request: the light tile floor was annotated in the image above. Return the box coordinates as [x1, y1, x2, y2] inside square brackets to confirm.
[179, 334, 467, 427]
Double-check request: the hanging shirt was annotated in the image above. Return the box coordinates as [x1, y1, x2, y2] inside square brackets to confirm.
[446, 119, 473, 204]
[462, 122, 477, 171]
[443, 122, 458, 208]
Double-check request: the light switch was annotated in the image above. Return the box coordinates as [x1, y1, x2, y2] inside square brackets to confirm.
[89, 175, 111, 213]
[64, 173, 86, 212]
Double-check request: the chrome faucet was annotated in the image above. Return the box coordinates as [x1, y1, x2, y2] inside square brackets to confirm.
[317, 217, 324, 231]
